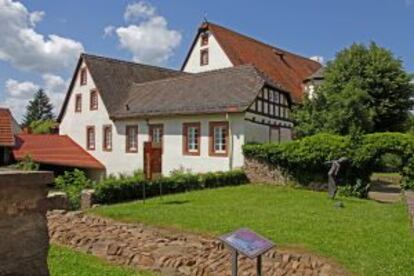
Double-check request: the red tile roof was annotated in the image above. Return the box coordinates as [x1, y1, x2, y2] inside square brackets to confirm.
[193, 22, 322, 103]
[0, 108, 16, 147]
[13, 134, 105, 170]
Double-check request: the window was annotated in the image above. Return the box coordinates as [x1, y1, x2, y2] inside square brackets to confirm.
[149, 125, 163, 144]
[86, 126, 95, 150]
[200, 49, 209, 66]
[80, 68, 87, 86]
[103, 125, 112, 151]
[257, 100, 262, 112]
[126, 125, 138, 152]
[183, 123, 200, 155]
[275, 92, 280, 103]
[209, 122, 228, 156]
[90, 90, 98, 110]
[201, 32, 209, 46]
[269, 89, 274, 102]
[75, 94, 82, 112]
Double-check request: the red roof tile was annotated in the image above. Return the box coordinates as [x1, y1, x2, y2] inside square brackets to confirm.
[0, 108, 16, 146]
[13, 134, 105, 170]
[200, 23, 322, 103]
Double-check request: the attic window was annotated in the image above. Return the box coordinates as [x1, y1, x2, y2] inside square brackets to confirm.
[201, 32, 209, 46]
[80, 68, 87, 86]
[75, 94, 82, 112]
[90, 90, 98, 110]
[200, 49, 209, 66]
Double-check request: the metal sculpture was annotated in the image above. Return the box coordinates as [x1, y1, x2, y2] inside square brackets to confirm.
[326, 157, 348, 199]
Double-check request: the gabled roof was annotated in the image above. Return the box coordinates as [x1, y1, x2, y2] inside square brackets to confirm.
[13, 134, 105, 169]
[0, 108, 17, 147]
[304, 67, 325, 82]
[58, 53, 185, 121]
[112, 65, 288, 119]
[182, 22, 322, 103]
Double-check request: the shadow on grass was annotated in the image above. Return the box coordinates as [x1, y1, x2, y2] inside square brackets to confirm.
[161, 200, 191, 205]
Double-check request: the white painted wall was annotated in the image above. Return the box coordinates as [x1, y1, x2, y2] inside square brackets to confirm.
[183, 33, 233, 73]
[148, 113, 245, 174]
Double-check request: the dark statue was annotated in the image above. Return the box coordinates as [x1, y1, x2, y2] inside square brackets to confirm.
[325, 157, 348, 199]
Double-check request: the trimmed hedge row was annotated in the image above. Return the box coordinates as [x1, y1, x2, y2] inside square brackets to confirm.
[94, 170, 248, 204]
[243, 132, 414, 197]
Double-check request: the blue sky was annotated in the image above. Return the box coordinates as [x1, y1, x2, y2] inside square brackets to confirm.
[0, 0, 413, 121]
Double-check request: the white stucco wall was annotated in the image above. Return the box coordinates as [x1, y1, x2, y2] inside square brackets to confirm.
[183, 33, 233, 73]
[150, 113, 245, 175]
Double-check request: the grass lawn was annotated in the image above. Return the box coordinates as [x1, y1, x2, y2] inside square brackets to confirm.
[48, 245, 153, 276]
[91, 185, 414, 276]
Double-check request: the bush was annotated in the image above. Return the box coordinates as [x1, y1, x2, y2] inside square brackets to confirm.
[94, 170, 248, 205]
[55, 169, 93, 209]
[94, 173, 146, 204]
[243, 132, 414, 197]
[374, 153, 402, 173]
[30, 119, 58, 134]
[15, 155, 39, 171]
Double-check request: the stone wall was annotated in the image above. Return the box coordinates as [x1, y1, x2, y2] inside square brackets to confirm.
[405, 190, 414, 231]
[244, 158, 292, 185]
[48, 211, 347, 276]
[0, 171, 53, 276]
[244, 158, 328, 191]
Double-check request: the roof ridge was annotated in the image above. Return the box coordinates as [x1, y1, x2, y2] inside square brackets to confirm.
[207, 22, 321, 66]
[81, 53, 181, 74]
[129, 64, 257, 88]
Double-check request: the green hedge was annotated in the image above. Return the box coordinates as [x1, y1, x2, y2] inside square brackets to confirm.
[94, 170, 248, 204]
[243, 132, 414, 196]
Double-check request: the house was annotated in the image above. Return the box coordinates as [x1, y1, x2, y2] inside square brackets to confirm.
[0, 108, 21, 166]
[303, 67, 325, 99]
[53, 22, 322, 179]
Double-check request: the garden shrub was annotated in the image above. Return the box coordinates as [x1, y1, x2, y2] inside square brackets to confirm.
[94, 169, 248, 204]
[55, 169, 93, 209]
[15, 155, 39, 171]
[243, 132, 414, 197]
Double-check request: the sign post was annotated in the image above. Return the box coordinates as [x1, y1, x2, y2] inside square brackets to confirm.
[219, 228, 275, 276]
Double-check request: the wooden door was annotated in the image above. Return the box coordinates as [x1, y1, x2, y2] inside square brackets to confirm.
[144, 125, 163, 180]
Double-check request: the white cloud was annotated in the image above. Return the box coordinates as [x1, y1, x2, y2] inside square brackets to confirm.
[103, 25, 115, 37]
[0, 0, 84, 74]
[405, 0, 413, 6]
[1, 74, 68, 122]
[124, 1, 155, 22]
[112, 1, 181, 65]
[310, 56, 324, 64]
[5, 79, 39, 99]
[29, 10, 44, 26]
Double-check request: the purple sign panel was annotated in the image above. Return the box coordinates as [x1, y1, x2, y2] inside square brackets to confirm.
[219, 228, 275, 259]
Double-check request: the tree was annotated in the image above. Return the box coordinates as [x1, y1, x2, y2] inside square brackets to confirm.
[29, 119, 58, 134]
[22, 89, 55, 126]
[294, 42, 414, 137]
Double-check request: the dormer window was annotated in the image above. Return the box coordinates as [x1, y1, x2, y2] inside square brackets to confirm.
[80, 68, 87, 86]
[201, 32, 209, 46]
[90, 90, 98, 110]
[200, 49, 209, 66]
